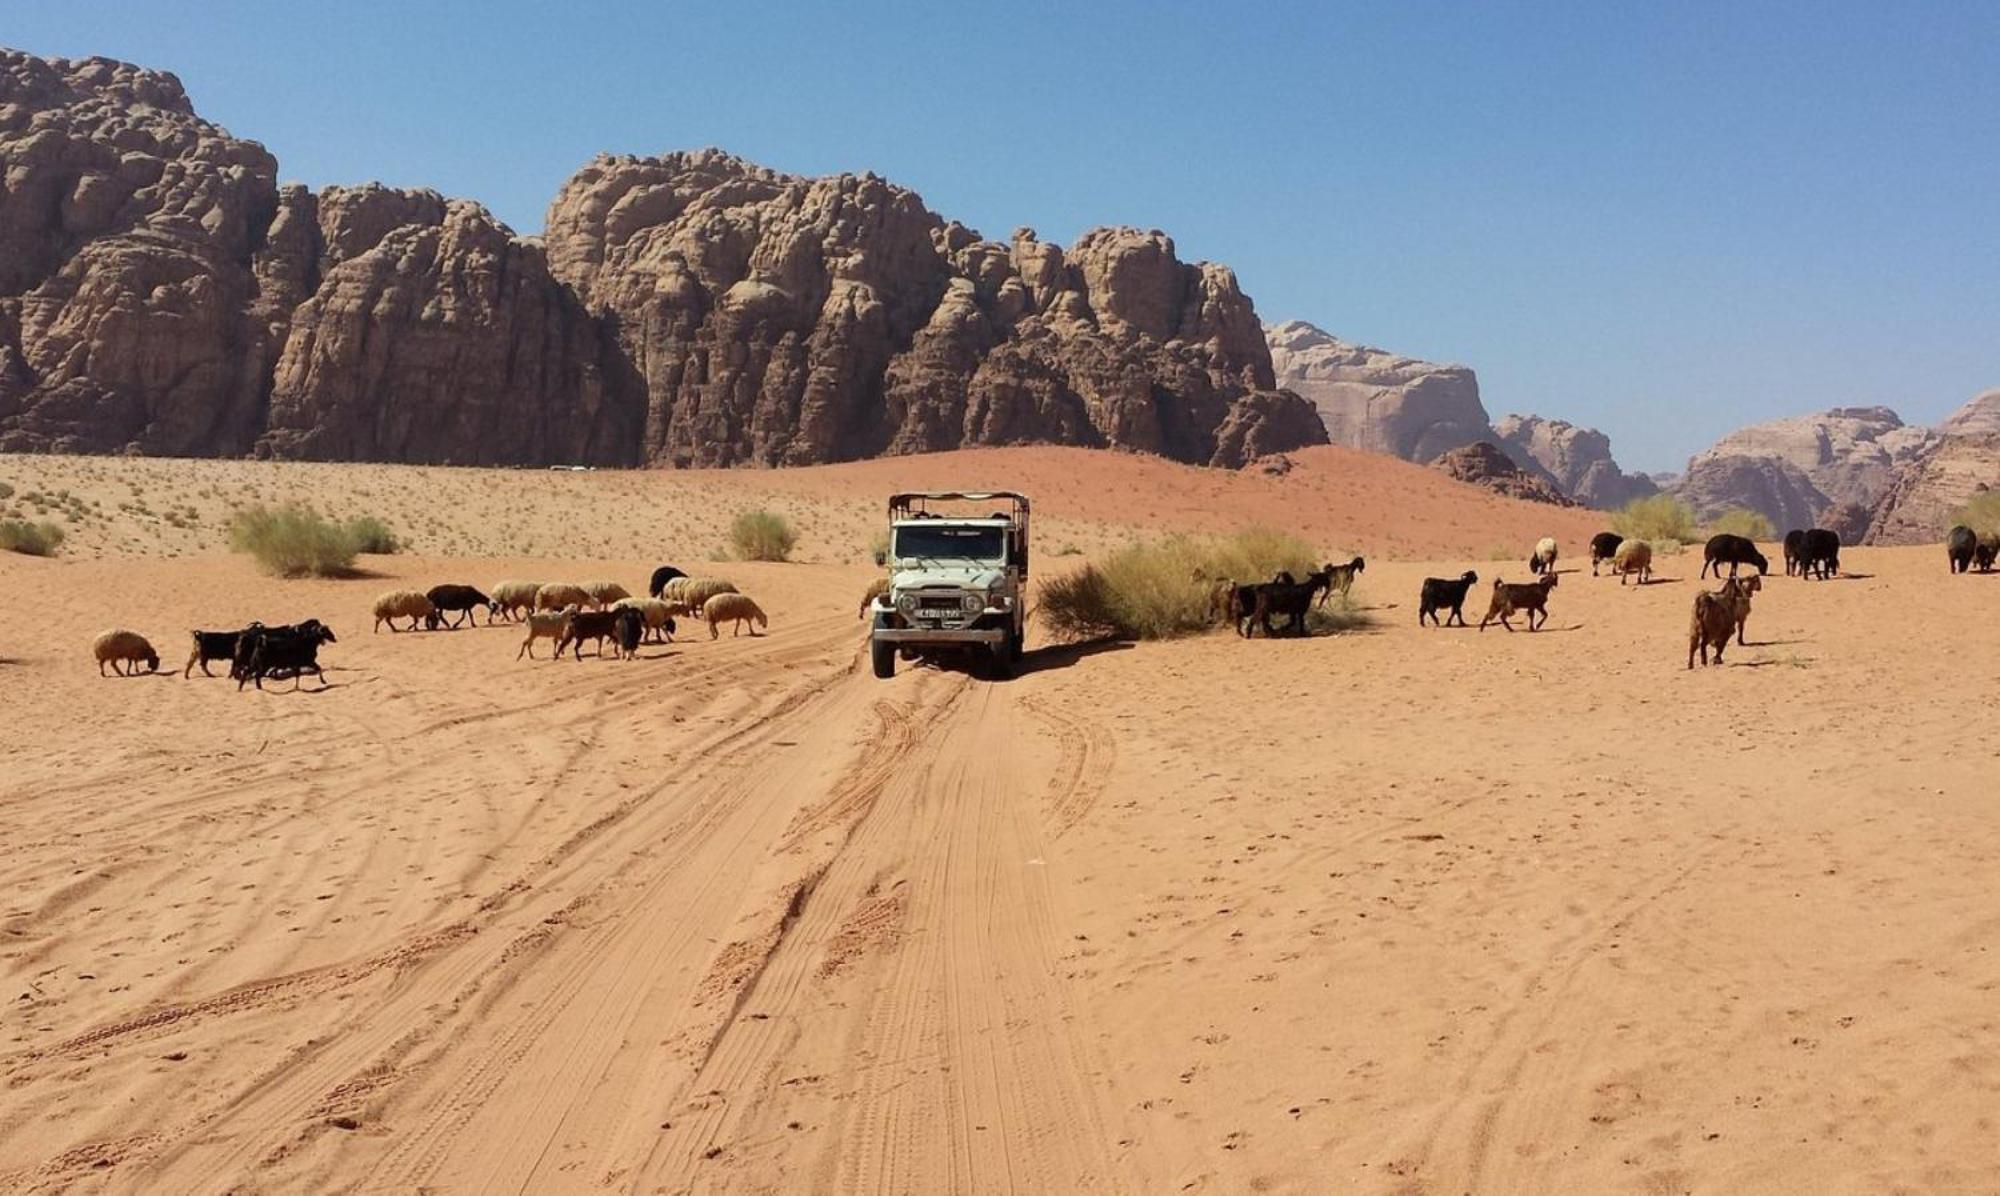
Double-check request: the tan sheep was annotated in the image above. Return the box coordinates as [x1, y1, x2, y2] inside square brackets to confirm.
[581, 579, 630, 608]
[372, 589, 437, 633]
[612, 596, 677, 643]
[1611, 539, 1653, 585]
[858, 576, 890, 620]
[680, 577, 739, 616]
[658, 576, 690, 604]
[489, 579, 543, 622]
[93, 629, 159, 676]
[536, 582, 591, 612]
[704, 592, 767, 639]
[516, 605, 578, 660]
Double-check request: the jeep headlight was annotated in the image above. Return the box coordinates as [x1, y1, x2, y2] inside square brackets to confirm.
[896, 592, 918, 616]
[961, 593, 983, 613]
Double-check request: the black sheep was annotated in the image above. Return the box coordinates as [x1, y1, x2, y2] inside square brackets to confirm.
[1947, 525, 1977, 574]
[1701, 533, 1769, 579]
[1588, 532, 1623, 576]
[1782, 528, 1806, 576]
[1419, 571, 1480, 627]
[613, 606, 645, 660]
[1798, 528, 1841, 580]
[234, 620, 337, 691]
[648, 565, 688, 598]
[1978, 534, 2000, 573]
[425, 584, 494, 629]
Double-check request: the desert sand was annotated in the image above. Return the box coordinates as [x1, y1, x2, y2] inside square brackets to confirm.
[3, 449, 1997, 1194]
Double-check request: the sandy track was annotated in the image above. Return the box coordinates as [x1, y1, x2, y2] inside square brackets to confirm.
[5, 543, 2000, 1192]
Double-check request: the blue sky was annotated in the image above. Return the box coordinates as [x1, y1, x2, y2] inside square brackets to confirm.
[11, 1, 1995, 471]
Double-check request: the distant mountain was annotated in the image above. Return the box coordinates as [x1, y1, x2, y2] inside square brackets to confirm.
[1490, 414, 1657, 510]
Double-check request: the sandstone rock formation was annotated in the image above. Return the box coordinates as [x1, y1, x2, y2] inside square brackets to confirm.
[1865, 433, 2000, 545]
[1677, 407, 1936, 528]
[1491, 413, 1657, 509]
[1818, 501, 1873, 546]
[1266, 321, 1491, 462]
[1430, 441, 1577, 507]
[1940, 388, 2000, 438]
[0, 49, 1326, 469]
[1674, 453, 1829, 532]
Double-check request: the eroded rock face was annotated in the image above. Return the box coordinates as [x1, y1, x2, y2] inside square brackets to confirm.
[1674, 454, 1829, 532]
[1491, 413, 1657, 510]
[1430, 441, 1577, 507]
[1940, 389, 2000, 438]
[1866, 433, 2000, 545]
[0, 49, 1326, 469]
[1682, 407, 1936, 521]
[1266, 320, 1491, 462]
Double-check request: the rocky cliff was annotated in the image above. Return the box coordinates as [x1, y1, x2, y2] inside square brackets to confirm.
[1265, 321, 1491, 462]
[1490, 413, 1657, 509]
[1674, 453, 1830, 532]
[1429, 441, 1577, 507]
[1865, 432, 2000, 545]
[0, 49, 1325, 469]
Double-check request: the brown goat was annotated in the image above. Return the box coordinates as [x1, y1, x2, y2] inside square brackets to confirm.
[1723, 573, 1761, 645]
[1688, 588, 1737, 668]
[1478, 575, 1557, 632]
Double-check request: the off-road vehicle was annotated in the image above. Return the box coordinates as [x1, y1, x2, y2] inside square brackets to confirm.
[867, 491, 1028, 678]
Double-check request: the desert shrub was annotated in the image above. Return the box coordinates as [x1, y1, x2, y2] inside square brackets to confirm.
[0, 481, 13, 500]
[1037, 528, 1336, 641]
[1611, 494, 1697, 543]
[0, 519, 64, 556]
[1952, 491, 2000, 536]
[228, 504, 357, 577]
[343, 514, 401, 554]
[869, 530, 889, 567]
[1705, 507, 1774, 542]
[727, 509, 797, 561]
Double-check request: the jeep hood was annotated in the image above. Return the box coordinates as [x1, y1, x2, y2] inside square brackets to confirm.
[890, 564, 1007, 590]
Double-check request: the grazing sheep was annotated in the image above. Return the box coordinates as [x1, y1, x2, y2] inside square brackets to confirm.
[704, 592, 768, 638]
[1418, 571, 1479, 627]
[1947, 525, 1977, 573]
[1528, 537, 1559, 576]
[516, 605, 577, 660]
[1589, 531, 1624, 576]
[489, 580, 543, 622]
[1782, 529, 1806, 576]
[1319, 556, 1366, 606]
[1798, 528, 1841, 580]
[93, 629, 159, 676]
[1249, 567, 1335, 637]
[1478, 575, 1558, 632]
[184, 624, 261, 678]
[581, 580, 630, 608]
[658, 576, 690, 604]
[425, 584, 494, 629]
[648, 565, 688, 599]
[613, 606, 645, 660]
[1611, 538, 1653, 585]
[536, 582, 591, 612]
[372, 589, 437, 633]
[858, 576, 891, 620]
[1978, 533, 2000, 573]
[1702, 533, 1769, 579]
[1723, 573, 1761, 645]
[611, 596, 678, 643]
[557, 609, 622, 659]
[233, 621, 337, 691]
[680, 577, 740, 617]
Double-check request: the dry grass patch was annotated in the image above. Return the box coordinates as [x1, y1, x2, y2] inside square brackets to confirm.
[1039, 529, 1356, 641]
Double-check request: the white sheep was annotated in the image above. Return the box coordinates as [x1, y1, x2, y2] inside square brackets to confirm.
[93, 629, 159, 676]
[536, 582, 591, 612]
[489, 579, 543, 622]
[1530, 536, 1559, 576]
[1612, 538, 1653, 586]
[372, 589, 437, 633]
[516, 604, 578, 660]
[703, 592, 767, 639]
[658, 576, 690, 604]
[611, 596, 677, 643]
[680, 577, 739, 617]
[581, 579, 630, 608]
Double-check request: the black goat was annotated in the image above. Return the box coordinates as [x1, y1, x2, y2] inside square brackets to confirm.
[1248, 568, 1334, 638]
[648, 565, 688, 598]
[1798, 528, 1841, 580]
[1947, 525, 1977, 574]
[1588, 532, 1623, 576]
[1318, 556, 1366, 607]
[184, 623, 262, 678]
[556, 609, 621, 659]
[1230, 571, 1295, 637]
[233, 620, 337, 691]
[425, 584, 494, 629]
[1978, 534, 2000, 572]
[613, 606, 645, 660]
[1782, 528, 1806, 576]
[1701, 533, 1769, 579]
[1419, 571, 1480, 627]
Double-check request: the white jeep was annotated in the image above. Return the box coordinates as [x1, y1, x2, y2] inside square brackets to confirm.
[868, 491, 1029, 679]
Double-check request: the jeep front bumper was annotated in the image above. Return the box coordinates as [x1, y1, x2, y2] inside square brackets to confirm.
[872, 626, 1007, 645]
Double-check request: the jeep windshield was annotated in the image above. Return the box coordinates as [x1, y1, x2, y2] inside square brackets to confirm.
[893, 524, 1007, 565]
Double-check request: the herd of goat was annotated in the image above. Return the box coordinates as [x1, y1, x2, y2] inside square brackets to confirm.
[91, 564, 769, 689]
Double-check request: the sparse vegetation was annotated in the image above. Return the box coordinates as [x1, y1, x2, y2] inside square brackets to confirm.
[1705, 507, 1774, 542]
[727, 509, 798, 562]
[1611, 494, 1698, 543]
[869, 529, 889, 566]
[0, 518, 65, 556]
[228, 504, 359, 577]
[1951, 491, 2000, 536]
[1038, 528, 1354, 641]
[343, 514, 401, 554]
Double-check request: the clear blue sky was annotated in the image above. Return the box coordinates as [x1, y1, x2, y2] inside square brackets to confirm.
[11, 1, 1996, 471]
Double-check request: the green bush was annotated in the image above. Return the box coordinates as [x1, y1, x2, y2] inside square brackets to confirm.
[343, 514, 401, 554]
[728, 509, 797, 562]
[1952, 491, 2000, 536]
[228, 504, 358, 577]
[1611, 494, 1697, 543]
[1704, 507, 1774, 542]
[1038, 528, 1366, 641]
[0, 519, 64, 556]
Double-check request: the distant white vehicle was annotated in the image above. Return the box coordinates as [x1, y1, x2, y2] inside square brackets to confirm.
[866, 491, 1029, 679]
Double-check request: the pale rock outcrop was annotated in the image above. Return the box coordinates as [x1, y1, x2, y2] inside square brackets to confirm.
[1939, 389, 2000, 438]
[1675, 454, 1829, 532]
[1430, 441, 1578, 507]
[1865, 433, 2000, 545]
[1682, 406, 1936, 520]
[1492, 413, 1657, 510]
[1266, 320, 1491, 462]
